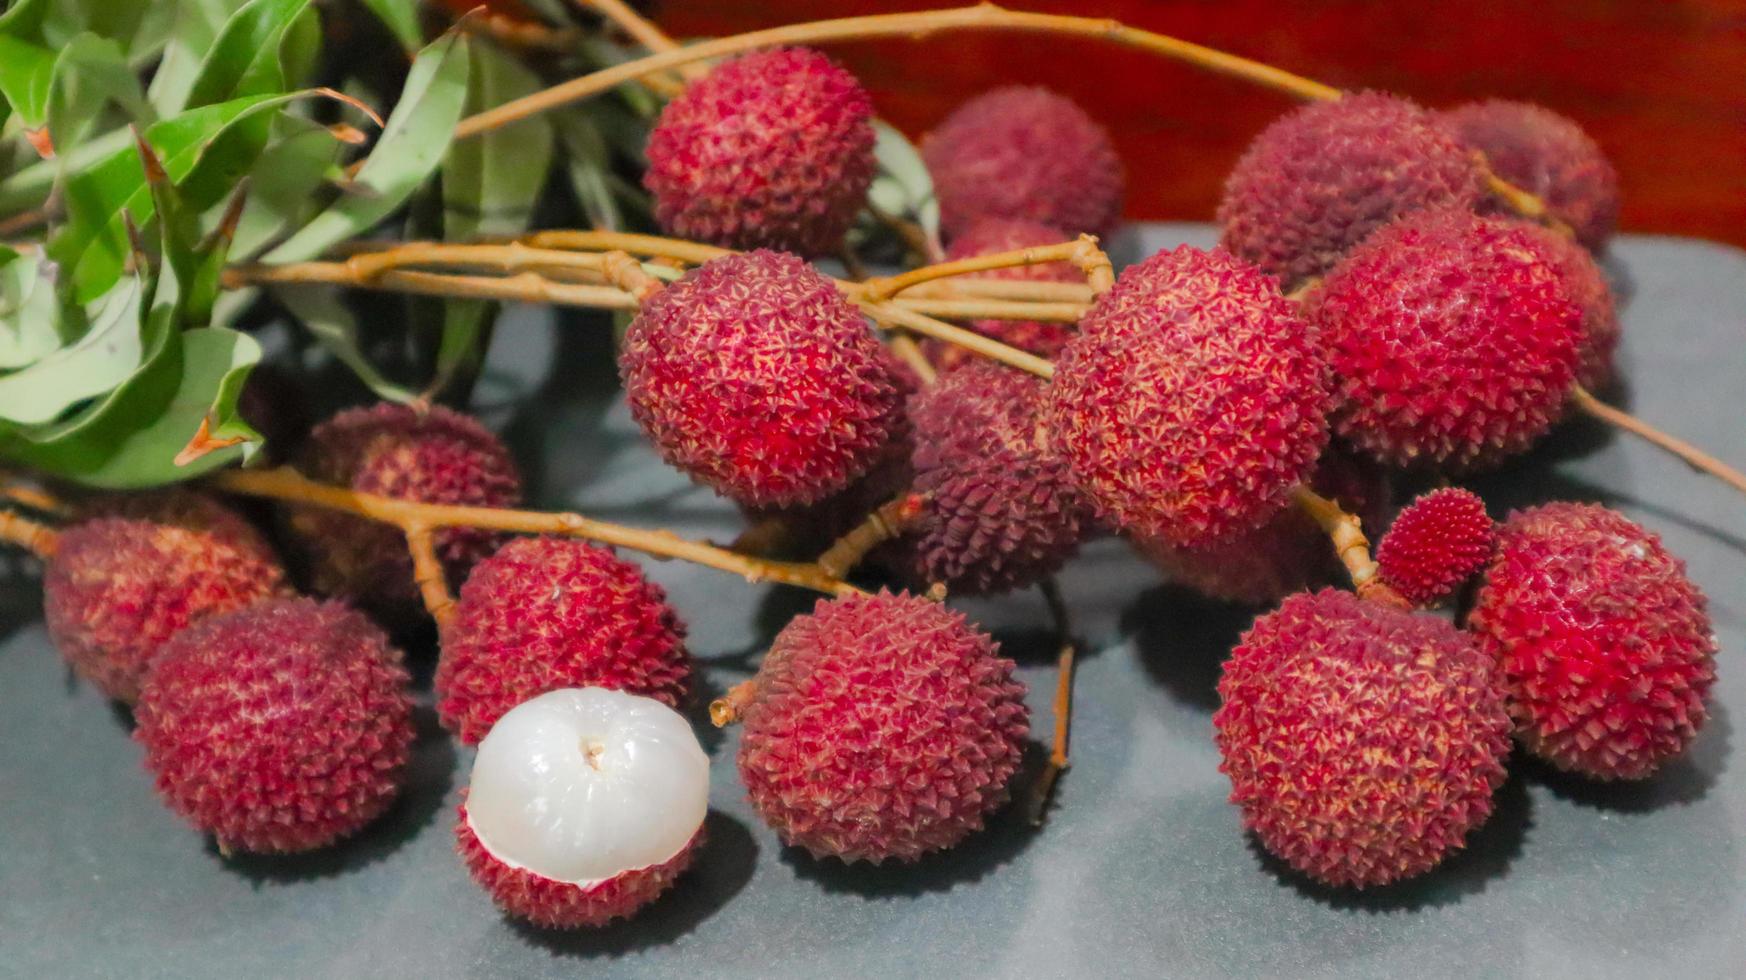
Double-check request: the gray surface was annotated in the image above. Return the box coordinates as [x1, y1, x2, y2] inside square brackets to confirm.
[1, 225, 1741, 979]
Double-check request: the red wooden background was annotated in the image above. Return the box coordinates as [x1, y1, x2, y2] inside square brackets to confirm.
[660, 1, 1746, 246]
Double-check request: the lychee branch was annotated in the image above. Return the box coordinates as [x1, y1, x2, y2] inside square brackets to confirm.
[859, 234, 1115, 301]
[0, 508, 59, 558]
[405, 523, 457, 628]
[573, 0, 707, 84]
[859, 301, 1056, 378]
[1027, 575, 1076, 825]
[1570, 386, 1746, 496]
[1291, 485, 1407, 606]
[814, 493, 926, 580]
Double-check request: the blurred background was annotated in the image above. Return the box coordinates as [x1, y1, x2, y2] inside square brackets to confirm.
[662, 0, 1746, 246]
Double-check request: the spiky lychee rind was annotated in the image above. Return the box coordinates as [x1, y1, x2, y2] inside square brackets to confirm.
[620, 251, 902, 508]
[436, 537, 691, 745]
[289, 403, 521, 615]
[922, 217, 1079, 371]
[922, 86, 1124, 239]
[1215, 589, 1512, 888]
[44, 492, 290, 703]
[643, 47, 874, 256]
[1441, 100, 1620, 252]
[135, 599, 414, 853]
[1376, 487, 1495, 606]
[1045, 246, 1330, 550]
[737, 591, 1028, 863]
[456, 804, 701, 929]
[1218, 92, 1483, 287]
[1310, 209, 1583, 470]
[1515, 221, 1621, 391]
[1467, 503, 1716, 780]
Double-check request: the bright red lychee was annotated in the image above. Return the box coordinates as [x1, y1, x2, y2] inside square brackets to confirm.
[1515, 220, 1621, 391]
[1441, 100, 1620, 252]
[1218, 92, 1484, 288]
[734, 591, 1028, 863]
[134, 598, 414, 854]
[1044, 246, 1330, 550]
[1375, 487, 1494, 606]
[1310, 209, 1583, 470]
[619, 250, 903, 508]
[1215, 589, 1512, 888]
[643, 47, 875, 256]
[43, 491, 289, 703]
[922, 86, 1124, 239]
[921, 217, 1079, 372]
[436, 537, 691, 745]
[1467, 503, 1716, 780]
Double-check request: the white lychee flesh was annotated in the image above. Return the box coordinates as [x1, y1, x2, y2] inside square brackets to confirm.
[465, 688, 709, 886]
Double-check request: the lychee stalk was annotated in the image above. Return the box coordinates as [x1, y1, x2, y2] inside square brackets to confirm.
[1027, 576, 1076, 825]
[573, 0, 704, 84]
[861, 302, 1055, 378]
[860, 234, 1115, 300]
[406, 523, 457, 628]
[1570, 387, 1746, 497]
[814, 493, 926, 579]
[0, 508, 59, 558]
[1291, 486, 1407, 606]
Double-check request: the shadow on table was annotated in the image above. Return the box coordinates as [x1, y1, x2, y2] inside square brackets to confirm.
[1122, 583, 1259, 712]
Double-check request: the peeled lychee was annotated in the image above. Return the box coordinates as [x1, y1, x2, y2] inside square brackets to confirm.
[620, 250, 903, 508]
[456, 688, 709, 928]
[921, 217, 1079, 372]
[922, 86, 1124, 239]
[1215, 589, 1512, 888]
[1218, 92, 1484, 287]
[1310, 209, 1583, 470]
[643, 47, 875, 256]
[288, 403, 522, 616]
[1375, 487, 1494, 606]
[134, 598, 414, 853]
[1515, 220, 1621, 391]
[1441, 99, 1620, 252]
[436, 537, 691, 745]
[1045, 246, 1330, 550]
[1467, 503, 1716, 780]
[734, 591, 1028, 863]
[43, 491, 289, 703]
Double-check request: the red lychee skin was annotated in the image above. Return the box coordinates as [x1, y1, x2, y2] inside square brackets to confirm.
[44, 492, 290, 703]
[1215, 589, 1512, 888]
[1515, 220, 1621, 391]
[921, 217, 1079, 372]
[643, 47, 875, 256]
[1467, 503, 1717, 780]
[135, 599, 414, 853]
[922, 86, 1124, 239]
[1375, 487, 1494, 607]
[737, 591, 1029, 863]
[290, 403, 522, 616]
[456, 803, 702, 929]
[436, 537, 691, 745]
[1310, 209, 1583, 470]
[620, 250, 903, 509]
[1218, 92, 1484, 288]
[1441, 100, 1620, 253]
[1044, 246, 1330, 550]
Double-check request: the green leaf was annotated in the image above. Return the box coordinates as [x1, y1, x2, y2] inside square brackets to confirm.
[0, 247, 65, 368]
[867, 119, 939, 239]
[47, 34, 155, 158]
[357, 0, 423, 52]
[184, 0, 312, 109]
[276, 286, 417, 403]
[230, 116, 345, 259]
[0, 34, 58, 131]
[0, 275, 147, 425]
[444, 39, 552, 239]
[555, 106, 624, 231]
[148, 0, 249, 116]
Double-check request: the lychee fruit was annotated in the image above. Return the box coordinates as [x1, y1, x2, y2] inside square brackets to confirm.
[455, 687, 709, 928]
[43, 491, 290, 703]
[643, 47, 875, 256]
[619, 250, 904, 509]
[1044, 245, 1330, 550]
[1375, 487, 1494, 607]
[732, 591, 1028, 863]
[922, 86, 1124, 239]
[1310, 208, 1583, 470]
[436, 537, 691, 745]
[1467, 502, 1716, 780]
[921, 217, 1079, 372]
[1215, 589, 1512, 888]
[1515, 220, 1621, 391]
[134, 598, 415, 853]
[1441, 99, 1620, 252]
[1218, 91, 1484, 288]
[287, 402, 522, 617]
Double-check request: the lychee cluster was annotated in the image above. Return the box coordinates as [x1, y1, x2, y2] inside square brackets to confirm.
[1375, 487, 1494, 606]
[1467, 503, 1716, 780]
[1441, 99, 1620, 252]
[922, 217, 1080, 371]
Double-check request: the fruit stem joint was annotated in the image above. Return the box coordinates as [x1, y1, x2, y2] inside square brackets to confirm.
[1291, 485, 1405, 606]
[710, 679, 759, 727]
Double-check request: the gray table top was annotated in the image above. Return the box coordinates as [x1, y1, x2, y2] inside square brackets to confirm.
[2, 225, 1741, 980]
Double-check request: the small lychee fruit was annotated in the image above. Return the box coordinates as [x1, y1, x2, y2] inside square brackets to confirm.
[1215, 589, 1512, 888]
[1375, 487, 1494, 606]
[456, 688, 709, 928]
[436, 537, 691, 745]
[1218, 91, 1484, 287]
[1515, 220, 1621, 391]
[620, 250, 903, 509]
[1467, 502, 1716, 780]
[922, 86, 1124, 239]
[733, 591, 1028, 863]
[643, 47, 875, 256]
[1441, 99, 1620, 252]
[1310, 209, 1583, 470]
[1044, 246, 1330, 550]
[43, 491, 290, 703]
[920, 217, 1079, 372]
[134, 598, 415, 853]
